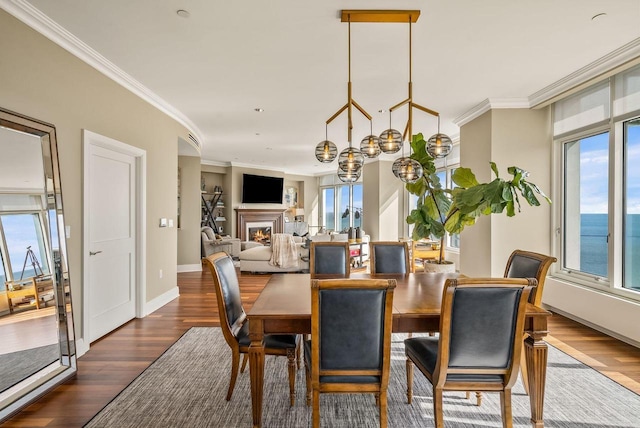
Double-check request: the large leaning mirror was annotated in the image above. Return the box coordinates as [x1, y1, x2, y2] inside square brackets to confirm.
[0, 107, 76, 421]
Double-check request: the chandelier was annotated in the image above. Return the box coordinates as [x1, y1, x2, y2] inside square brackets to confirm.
[314, 12, 372, 183]
[314, 10, 452, 183]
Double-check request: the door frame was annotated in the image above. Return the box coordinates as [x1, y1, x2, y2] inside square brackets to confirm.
[82, 130, 146, 353]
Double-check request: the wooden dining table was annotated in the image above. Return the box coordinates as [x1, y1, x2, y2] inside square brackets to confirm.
[247, 272, 551, 427]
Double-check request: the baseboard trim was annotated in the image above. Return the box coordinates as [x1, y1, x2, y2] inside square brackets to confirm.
[177, 263, 202, 273]
[543, 304, 640, 349]
[75, 338, 88, 358]
[142, 286, 180, 317]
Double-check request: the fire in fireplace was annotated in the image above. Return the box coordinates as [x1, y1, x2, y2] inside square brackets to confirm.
[249, 227, 271, 245]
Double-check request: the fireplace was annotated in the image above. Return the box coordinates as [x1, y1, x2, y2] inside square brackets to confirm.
[235, 208, 285, 242]
[247, 222, 272, 245]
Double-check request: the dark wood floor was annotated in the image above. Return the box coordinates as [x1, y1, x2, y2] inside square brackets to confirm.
[2, 269, 639, 427]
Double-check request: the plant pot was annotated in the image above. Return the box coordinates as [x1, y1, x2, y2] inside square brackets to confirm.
[422, 260, 455, 274]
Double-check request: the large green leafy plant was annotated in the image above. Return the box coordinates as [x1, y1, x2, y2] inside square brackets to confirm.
[406, 133, 550, 263]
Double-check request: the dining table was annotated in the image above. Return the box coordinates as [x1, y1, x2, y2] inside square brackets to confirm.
[247, 272, 551, 427]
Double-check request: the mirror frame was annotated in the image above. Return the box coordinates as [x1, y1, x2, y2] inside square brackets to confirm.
[0, 107, 77, 422]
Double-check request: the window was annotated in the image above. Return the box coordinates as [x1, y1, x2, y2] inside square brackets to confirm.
[555, 63, 640, 299]
[624, 118, 640, 291]
[320, 182, 363, 232]
[563, 132, 609, 279]
[0, 213, 50, 281]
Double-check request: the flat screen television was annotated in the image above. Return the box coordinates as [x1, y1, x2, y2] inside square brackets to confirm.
[241, 173, 284, 204]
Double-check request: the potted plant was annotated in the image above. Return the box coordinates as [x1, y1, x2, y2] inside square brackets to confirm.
[406, 133, 550, 271]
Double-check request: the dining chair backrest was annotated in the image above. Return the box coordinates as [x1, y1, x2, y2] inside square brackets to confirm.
[312, 279, 396, 376]
[307, 278, 396, 427]
[504, 249, 556, 306]
[309, 241, 350, 277]
[203, 252, 246, 346]
[437, 278, 535, 381]
[370, 241, 410, 274]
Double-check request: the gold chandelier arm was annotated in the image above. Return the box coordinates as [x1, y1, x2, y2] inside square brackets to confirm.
[412, 102, 439, 117]
[351, 99, 373, 120]
[326, 103, 349, 124]
[389, 97, 411, 112]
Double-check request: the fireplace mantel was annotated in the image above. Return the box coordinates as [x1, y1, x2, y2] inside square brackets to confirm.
[235, 208, 285, 241]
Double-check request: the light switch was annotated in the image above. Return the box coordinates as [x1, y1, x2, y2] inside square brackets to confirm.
[65, 225, 71, 238]
[159, 218, 168, 227]
[168, 219, 174, 227]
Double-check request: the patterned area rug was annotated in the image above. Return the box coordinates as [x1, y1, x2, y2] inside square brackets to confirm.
[85, 327, 640, 427]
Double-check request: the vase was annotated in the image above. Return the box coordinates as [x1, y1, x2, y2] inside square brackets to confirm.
[422, 260, 455, 273]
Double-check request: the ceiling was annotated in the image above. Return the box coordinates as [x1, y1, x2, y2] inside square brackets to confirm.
[7, 0, 640, 175]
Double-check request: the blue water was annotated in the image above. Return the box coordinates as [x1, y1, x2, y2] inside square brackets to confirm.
[579, 213, 640, 289]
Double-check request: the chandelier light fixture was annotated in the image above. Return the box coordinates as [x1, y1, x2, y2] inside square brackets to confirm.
[315, 13, 374, 183]
[381, 12, 452, 183]
[315, 10, 452, 182]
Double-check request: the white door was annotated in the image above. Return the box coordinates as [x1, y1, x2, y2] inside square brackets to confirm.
[84, 132, 138, 342]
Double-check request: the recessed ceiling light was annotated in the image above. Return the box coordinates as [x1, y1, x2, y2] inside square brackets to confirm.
[254, 108, 264, 112]
[591, 12, 607, 21]
[265, 147, 273, 150]
[176, 9, 190, 18]
[255, 132, 260, 136]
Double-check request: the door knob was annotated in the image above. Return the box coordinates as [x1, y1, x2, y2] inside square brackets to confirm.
[89, 251, 103, 256]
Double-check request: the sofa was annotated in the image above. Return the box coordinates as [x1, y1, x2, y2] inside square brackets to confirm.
[239, 235, 309, 273]
[201, 227, 241, 258]
[238, 232, 370, 273]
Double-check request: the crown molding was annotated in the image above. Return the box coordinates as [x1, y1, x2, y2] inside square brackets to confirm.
[0, 0, 205, 145]
[453, 98, 530, 127]
[529, 37, 640, 108]
[200, 159, 229, 167]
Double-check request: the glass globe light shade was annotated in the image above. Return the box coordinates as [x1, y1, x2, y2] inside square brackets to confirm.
[392, 157, 423, 183]
[378, 129, 403, 154]
[398, 158, 423, 183]
[360, 134, 381, 158]
[337, 167, 361, 183]
[338, 147, 364, 173]
[426, 133, 453, 158]
[315, 140, 337, 163]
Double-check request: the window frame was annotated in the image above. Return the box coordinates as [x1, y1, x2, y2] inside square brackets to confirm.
[319, 182, 363, 233]
[553, 111, 640, 302]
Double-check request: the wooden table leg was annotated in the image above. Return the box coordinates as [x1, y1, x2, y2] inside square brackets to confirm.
[524, 333, 548, 427]
[249, 319, 265, 428]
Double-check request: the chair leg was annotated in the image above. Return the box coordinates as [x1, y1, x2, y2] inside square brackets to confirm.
[286, 348, 296, 406]
[465, 391, 470, 399]
[475, 392, 482, 406]
[520, 346, 530, 395]
[433, 387, 444, 428]
[304, 358, 311, 406]
[226, 348, 241, 401]
[379, 390, 388, 428]
[240, 353, 248, 373]
[296, 338, 302, 370]
[312, 389, 320, 428]
[500, 389, 514, 428]
[405, 357, 414, 404]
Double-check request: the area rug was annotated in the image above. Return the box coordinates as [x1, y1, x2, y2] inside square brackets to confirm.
[0, 343, 59, 393]
[85, 328, 640, 427]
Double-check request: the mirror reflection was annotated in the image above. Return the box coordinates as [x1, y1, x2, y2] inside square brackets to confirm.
[0, 108, 75, 420]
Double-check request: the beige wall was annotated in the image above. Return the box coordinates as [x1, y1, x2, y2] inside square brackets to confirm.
[363, 160, 406, 241]
[1, 11, 190, 333]
[459, 108, 552, 276]
[459, 111, 493, 276]
[177, 156, 201, 266]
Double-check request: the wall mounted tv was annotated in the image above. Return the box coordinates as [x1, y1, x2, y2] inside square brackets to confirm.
[241, 173, 284, 204]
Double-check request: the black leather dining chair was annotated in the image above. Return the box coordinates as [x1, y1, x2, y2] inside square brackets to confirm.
[504, 249, 556, 395]
[309, 241, 350, 277]
[404, 277, 535, 428]
[305, 278, 396, 428]
[370, 241, 410, 274]
[203, 252, 301, 405]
